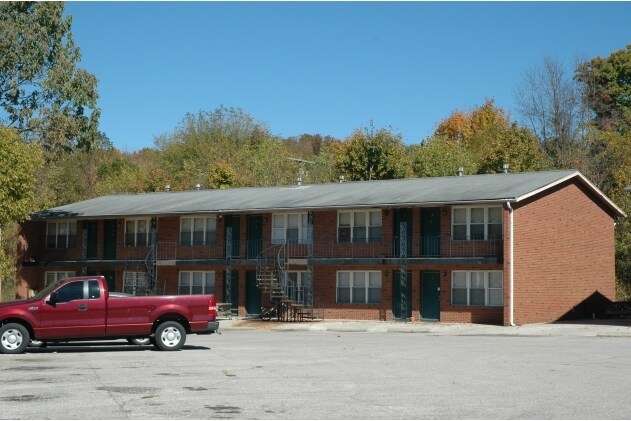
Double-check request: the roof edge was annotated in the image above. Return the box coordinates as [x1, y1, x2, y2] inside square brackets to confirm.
[515, 170, 626, 218]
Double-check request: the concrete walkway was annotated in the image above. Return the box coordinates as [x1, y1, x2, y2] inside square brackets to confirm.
[217, 317, 631, 337]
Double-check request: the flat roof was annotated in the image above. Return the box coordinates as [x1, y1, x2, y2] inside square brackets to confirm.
[32, 170, 626, 219]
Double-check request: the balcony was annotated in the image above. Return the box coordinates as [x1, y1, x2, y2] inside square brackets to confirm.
[23, 237, 503, 264]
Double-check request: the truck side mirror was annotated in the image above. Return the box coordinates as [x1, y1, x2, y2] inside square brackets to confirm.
[47, 291, 59, 305]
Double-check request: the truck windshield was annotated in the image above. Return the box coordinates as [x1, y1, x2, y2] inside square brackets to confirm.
[31, 279, 66, 301]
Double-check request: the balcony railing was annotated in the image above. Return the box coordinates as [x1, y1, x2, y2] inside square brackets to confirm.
[23, 236, 503, 263]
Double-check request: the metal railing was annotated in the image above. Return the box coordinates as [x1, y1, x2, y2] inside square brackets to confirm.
[25, 236, 503, 263]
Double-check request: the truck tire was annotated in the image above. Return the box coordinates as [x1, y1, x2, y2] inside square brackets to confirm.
[127, 338, 151, 346]
[0, 323, 30, 354]
[154, 321, 186, 351]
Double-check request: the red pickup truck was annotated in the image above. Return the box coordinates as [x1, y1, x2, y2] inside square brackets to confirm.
[0, 276, 219, 354]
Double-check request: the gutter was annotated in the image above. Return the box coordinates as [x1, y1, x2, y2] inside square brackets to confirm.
[506, 201, 515, 326]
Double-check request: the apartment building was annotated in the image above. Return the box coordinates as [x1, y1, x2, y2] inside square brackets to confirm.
[16, 170, 625, 325]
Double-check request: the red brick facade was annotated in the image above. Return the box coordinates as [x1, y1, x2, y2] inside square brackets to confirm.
[15, 177, 619, 326]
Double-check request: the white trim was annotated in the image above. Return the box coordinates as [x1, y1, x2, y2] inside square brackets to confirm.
[451, 270, 504, 307]
[516, 170, 626, 217]
[336, 270, 382, 304]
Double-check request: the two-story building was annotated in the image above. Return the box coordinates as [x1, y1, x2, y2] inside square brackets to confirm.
[16, 170, 625, 325]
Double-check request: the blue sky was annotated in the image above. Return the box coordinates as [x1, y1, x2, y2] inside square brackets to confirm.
[65, 2, 631, 152]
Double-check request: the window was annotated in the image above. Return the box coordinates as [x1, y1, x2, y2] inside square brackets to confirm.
[336, 271, 381, 304]
[46, 222, 77, 248]
[272, 213, 308, 243]
[125, 219, 150, 246]
[452, 207, 503, 240]
[56, 281, 84, 303]
[123, 271, 147, 295]
[451, 271, 503, 307]
[338, 210, 382, 243]
[45, 271, 76, 287]
[88, 280, 101, 299]
[287, 271, 308, 302]
[179, 271, 215, 295]
[180, 216, 217, 246]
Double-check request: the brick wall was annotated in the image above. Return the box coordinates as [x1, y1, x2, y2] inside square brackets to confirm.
[509, 179, 616, 324]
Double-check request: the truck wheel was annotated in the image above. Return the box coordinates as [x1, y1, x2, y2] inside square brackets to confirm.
[127, 338, 151, 346]
[0, 323, 30, 354]
[154, 321, 186, 351]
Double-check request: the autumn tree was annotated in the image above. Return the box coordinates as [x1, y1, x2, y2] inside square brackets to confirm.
[0, 2, 100, 153]
[335, 123, 409, 181]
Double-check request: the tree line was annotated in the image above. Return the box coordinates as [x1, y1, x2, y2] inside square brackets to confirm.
[1, 2, 629, 300]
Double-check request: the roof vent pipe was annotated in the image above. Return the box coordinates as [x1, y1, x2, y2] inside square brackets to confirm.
[457, 167, 464, 177]
[503, 163, 509, 174]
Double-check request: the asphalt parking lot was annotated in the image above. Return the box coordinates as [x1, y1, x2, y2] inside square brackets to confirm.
[1, 321, 631, 419]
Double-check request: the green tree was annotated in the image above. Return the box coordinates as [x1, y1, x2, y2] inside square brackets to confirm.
[410, 137, 478, 177]
[575, 45, 631, 132]
[0, 126, 43, 300]
[336, 124, 409, 181]
[0, 2, 100, 152]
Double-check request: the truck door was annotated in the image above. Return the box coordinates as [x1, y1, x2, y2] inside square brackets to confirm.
[38, 280, 107, 339]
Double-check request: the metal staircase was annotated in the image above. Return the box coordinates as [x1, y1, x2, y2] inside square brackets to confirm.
[256, 242, 315, 321]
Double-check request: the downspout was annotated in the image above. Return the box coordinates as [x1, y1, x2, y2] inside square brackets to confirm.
[506, 202, 515, 326]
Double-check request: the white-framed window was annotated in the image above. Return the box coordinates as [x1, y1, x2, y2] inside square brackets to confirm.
[123, 271, 147, 296]
[272, 213, 308, 244]
[46, 221, 77, 248]
[178, 271, 216, 295]
[286, 271, 308, 302]
[125, 218, 150, 246]
[338, 210, 382, 243]
[180, 216, 217, 246]
[452, 206, 503, 240]
[45, 271, 76, 287]
[451, 271, 503, 307]
[336, 271, 381, 304]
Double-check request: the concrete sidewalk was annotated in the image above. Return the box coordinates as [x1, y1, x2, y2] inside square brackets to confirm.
[217, 317, 631, 337]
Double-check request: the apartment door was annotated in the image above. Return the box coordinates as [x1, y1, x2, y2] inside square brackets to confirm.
[392, 270, 412, 319]
[393, 208, 413, 257]
[86, 221, 98, 259]
[421, 271, 440, 320]
[421, 208, 441, 256]
[247, 215, 263, 259]
[245, 271, 261, 315]
[224, 270, 239, 313]
[224, 216, 241, 258]
[103, 220, 117, 260]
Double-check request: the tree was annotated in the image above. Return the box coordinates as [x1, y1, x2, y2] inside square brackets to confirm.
[0, 126, 43, 300]
[0, 2, 100, 152]
[335, 123, 409, 181]
[515, 57, 590, 169]
[575, 45, 631, 132]
[410, 137, 478, 177]
[433, 100, 550, 174]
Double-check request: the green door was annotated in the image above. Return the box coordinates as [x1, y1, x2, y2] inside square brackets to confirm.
[393, 208, 413, 257]
[421, 208, 441, 256]
[103, 219, 117, 260]
[246, 271, 261, 315]
[224, 216, 241, 258]
[421, 271, 440, 320]
[247, 215, 263, 258]
[392, 270, 412, 319]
